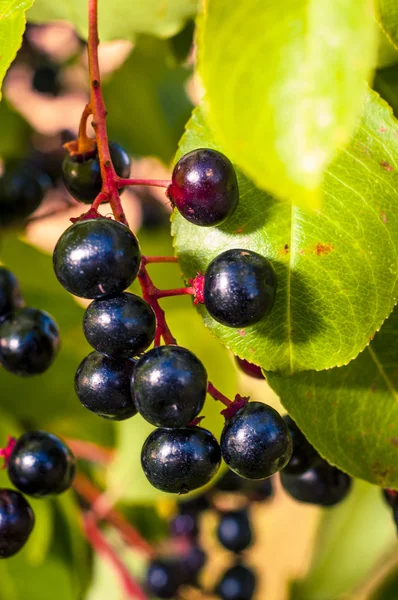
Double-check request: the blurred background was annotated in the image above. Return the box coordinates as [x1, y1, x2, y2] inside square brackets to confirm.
[0, 20, 397, 600]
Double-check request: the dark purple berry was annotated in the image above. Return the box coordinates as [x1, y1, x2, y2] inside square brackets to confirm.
[283, 415, 321, 475]
[280, 459, 352, 507]
[62, 142, 131, 204]
[146, 559, 182, 599]
[0, 489, 35, 558]
[0, 163, 51, 228]
[141, 426, 221, 494]
[53, 218, 141, 299]
[204, 249, 277, 328]
[8, 431, 75, 497]
[220, 402, 292, 479]
[0, 267, 24, 319]
[170, 513, 198, 538]
[217, 509, 253, 553]
[168, 148, 239, 227]
[235, 357, 264, 379]
[132, 345, 207, 428]
[182, 544, 207, 585]
[32, 64, 61, 96]
[215, 563, 257, 600]
[75, 351, 137, 420]
[83, 292, 156, 358]
[0, 307, 60, 376]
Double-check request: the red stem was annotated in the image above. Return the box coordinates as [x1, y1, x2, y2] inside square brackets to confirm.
[137, 265, 177, 345]
[153, 287, 194, 300]
[117, 178, 170, 189]
[142, 256, 178, 264]
[87, 0, 127, 225]
[83, 513, 148, 600]
[66, 438, 113, 464]
[207, 382, 232, 406]
[73, 473, 154, 558]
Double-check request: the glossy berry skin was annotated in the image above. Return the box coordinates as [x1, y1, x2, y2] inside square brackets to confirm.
[0, 308, 60, 376]
[280, 459, 352, 507]
[62, 142, 131, 204]
[8, 431, 75, 497]
[132, 345, 207, 428]
[217, 509, 253, 553]
[0, 267, 24, 319]
[141, 426, 221, 494]
[221, 402, 292, 479]
[146, 559, 182, 599]
[53, 219, 141, 299]
[168, 148, 239, 227]
[216, 563, 257, 600]
[0, 164, 51, 228]
[75, 351, 137, 420]
[204, 249, 277, 328]
[235, 357, 264, 379]
[83, 292, 156, 358]
[283, 415, 321, 475]
[0, 489, 35, 558]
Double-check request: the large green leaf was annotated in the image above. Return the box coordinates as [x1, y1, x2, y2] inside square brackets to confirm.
[378, 0, 398, 49]
[198, 0, 378, 209]
[268, 306, 398, 488]
[107, 229, 238, 503]
[27, 0, 197, 41]
[290, 481, 396, 600]
[0, 1, 34, 99]
[171, 90, 398, 374]
[0, 233, 114, 446]
[104, 36, 193, 164]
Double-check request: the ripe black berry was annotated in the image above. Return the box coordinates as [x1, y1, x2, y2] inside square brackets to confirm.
[167, 148, 239, 227]
[283, 415, 321, 475]
[0, 308, 60, 376]
[146, 559, 182, 599]
[170, 512, 198, 538]
[215, 563, 257, 600]
[217, 509, 253, 553]
[62, 142, 131, 204]
[182, 544, 207, 585]
[132, 345, 207, 427]
[0, 489, 35, 558]
[280, 459, 352, 507]
[32, 64, 61, 96]
[75, 351, 137, 420]
[235, 357, 264, 379]
[141, 426, 221, 494]
[204, 249, 277, 328]
[8, 431, 75, 497]
[0, 163, 51, 228]
[83, 292, 156, 358]
[0, 267, 24, 319]
[221, 401, 292, 479]
[53, 218, 141, 299]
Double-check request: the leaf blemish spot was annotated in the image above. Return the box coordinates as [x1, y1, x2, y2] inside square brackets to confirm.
[380, 211, 388, 224]
[315, 242, 334, 256]
[391, 437, 398, 447]
[238, 329, 245, 337]
[380, 161, 394, 172]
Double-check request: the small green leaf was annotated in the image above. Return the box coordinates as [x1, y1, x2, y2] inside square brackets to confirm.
[104, 36, 193, 163]
[198, 0, 378, 209]
[27, 0, 198, 41]
[172, 90, 398, 374]
[290, 481, 396, 600]
[267, 306, 398, 488]
[0, 1, 34, 99]
[378, 0, 398, 49]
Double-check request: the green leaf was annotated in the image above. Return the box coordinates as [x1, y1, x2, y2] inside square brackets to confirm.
[290, 481, 396, 600]
[27, 0, 198, 41]
[267, 306, 398, 488]
[107, 229, 238, 503]
[104, 36, 193, 163]
[378, 0, 398, 50]
[0, 100, 31, 159]
[0, 233, 115, 446]
[198, 0, 378, 209]
[171, 91, 398, 374]
[0, 1, 34, 99]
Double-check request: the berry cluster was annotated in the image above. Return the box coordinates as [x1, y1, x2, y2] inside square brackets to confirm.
[0, 267, 60, 376]
[146, 468, 273, 599]
[0, 431, 75, 558]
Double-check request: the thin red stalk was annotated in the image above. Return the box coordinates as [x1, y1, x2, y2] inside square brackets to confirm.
[73, 473, 154, 558]
[83, 513, 148, 600]
[137, 265, 177, 345]
[66, 438, 113, 464]
[207, 382, 232, 406]
[153, 287, 194, 300]
[117, 178, 170, 189]
[87, 0, 127, 225]
[142, 256, 178, 264]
